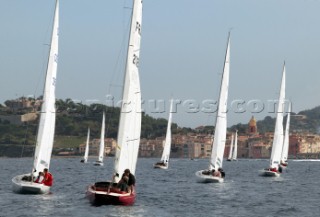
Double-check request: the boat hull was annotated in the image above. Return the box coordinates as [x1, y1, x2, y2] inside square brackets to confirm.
[153, 163, 168, 169]
[259, 170, 280, 177]
[94, 161, 103, 166]
[195, 170, 224, 183]
[12, 174, 50, 194]
[86, 182, 135, 206]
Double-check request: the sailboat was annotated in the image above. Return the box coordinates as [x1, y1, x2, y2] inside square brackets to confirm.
[94, 113, 105, 166]
[12, 0, 59, 194]
[80, 128, 90, 163]
[227, 130, 238, 161]
[195, 33, 230, 183]
[260, 64, 286, 177]
[154, 99, 173, 169]
[232, 130, 238, 161]
[280, 102, 291, 167]
[86, 0, 143, 205]
[227, 134, 234, 161]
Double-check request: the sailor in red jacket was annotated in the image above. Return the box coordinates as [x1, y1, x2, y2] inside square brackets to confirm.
[43, 168, 53, 186]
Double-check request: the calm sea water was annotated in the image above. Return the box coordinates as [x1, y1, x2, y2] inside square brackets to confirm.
[1, 157, 320, 217]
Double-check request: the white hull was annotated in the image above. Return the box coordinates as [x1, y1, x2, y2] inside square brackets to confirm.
[153, 164, 168, 169]
[292, 159, 320, 162]
[195, 170, 224, 183]
[12, 174, 50, 194]
[94, 161, 103, 166]
[259, 170, 280, 177]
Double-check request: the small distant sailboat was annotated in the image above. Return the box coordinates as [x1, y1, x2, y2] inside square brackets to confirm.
[154, 99, 173, 169]
[260, 63, 286, 177]
[280, 103, 291, 167]
[195, 33, 230, 183]
[227, 130, 238, 161]
[12, 0, 59, 194]
[227, 134, 234, 161]
[86, 0, 143, 206]
[232, 130, 238, 161]
[94, 113, 105, 166]
[80, 128, 90, 163]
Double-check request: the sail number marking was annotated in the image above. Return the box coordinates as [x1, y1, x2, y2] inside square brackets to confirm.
[136, 22, 141, 35]
[133, 54, 139, 67]
[52, 77, 56, 86]
[54, 54, 58, 63]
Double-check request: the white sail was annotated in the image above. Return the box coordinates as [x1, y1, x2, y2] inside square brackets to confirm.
[160, 99, 173, 164]
[97, 113, 105, 163]
[83, 128, 90, 163]
[227, 134, 234, 160]
[209, 34, 230, 171]
[281, 102, 291, 163]
[269, 64, 286, 168]
[32, 0, 59, 175]
[232, 130, 238, 160]
[114, 0, 142, 182]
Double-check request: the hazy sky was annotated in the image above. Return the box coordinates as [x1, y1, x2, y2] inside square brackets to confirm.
[0, 0, 319, 128]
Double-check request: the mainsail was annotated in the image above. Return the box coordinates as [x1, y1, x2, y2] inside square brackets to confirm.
[281, 102, 291, 163]
[232, 130, 238, 160]
[209, 34, 230, 171]
[83, 128, 90, 163]
[33, 0, 59, 174]
[114, 0, 143, 182]
[269, 64, 286, 168]
[228, 134, 234, 160]
[98, 113, 105, 163]
[160, 99, 173, 164]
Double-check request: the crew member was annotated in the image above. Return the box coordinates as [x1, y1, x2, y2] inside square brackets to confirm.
[43, 168, 53, 186]
[122, 169, 135, 193]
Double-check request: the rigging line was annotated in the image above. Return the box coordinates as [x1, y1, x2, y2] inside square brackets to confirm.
[107, 1, 133, 95]
[33, 43, 49, 99]
[20, 122, 30, 158]
[104, 111, 114, 180]
[33, 1, 56, 99]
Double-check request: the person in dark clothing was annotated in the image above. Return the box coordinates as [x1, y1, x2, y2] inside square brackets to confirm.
[218, 168, 225, 178]
[122, 169, 135, 193]
[117, 175, 129, 192]
[278, 165, 283, 173]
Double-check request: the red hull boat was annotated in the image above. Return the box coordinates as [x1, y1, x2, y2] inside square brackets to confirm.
[86, 182, 135, 206]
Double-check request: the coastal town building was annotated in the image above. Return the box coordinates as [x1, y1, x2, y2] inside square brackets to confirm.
[77, 115, 320, 159]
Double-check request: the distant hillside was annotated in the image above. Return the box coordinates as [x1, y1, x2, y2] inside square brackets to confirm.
[1, 98, 320, 157]
[0, 98, 190, 152]
[229, 106, 320, 134]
